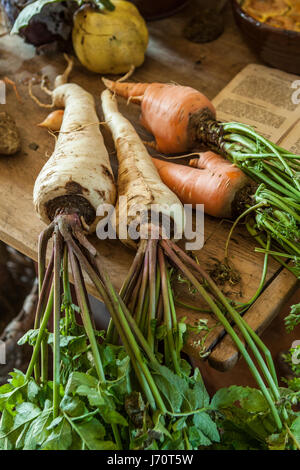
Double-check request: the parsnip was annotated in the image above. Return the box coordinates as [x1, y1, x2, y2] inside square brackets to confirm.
[34, 74, 116, 232]
[26, 59, 124, 428]
[101, 89, 184, 247]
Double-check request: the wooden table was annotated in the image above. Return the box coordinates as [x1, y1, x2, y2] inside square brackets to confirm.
[0, 0, 298, 371]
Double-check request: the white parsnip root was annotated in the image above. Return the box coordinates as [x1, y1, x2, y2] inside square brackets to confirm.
[27, 59, 128, 428]
[34, 61, 116, 232]
[101, 89, 185, 248]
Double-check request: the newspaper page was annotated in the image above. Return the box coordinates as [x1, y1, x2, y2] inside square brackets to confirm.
[212, 64, 300, 151]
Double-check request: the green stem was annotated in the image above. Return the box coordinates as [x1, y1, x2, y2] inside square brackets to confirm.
[246, 221, 298, 276]
[64, 233, 164, 412]
[148, 239, 158, 350]
[223, 122, 300, 191]
[68, 248, 106, 383]
[112, 424, 123, 451]
[106, 240, 146, 342]
[259, 190, 300, 211]
[53, 230, 62, 419]
[175, 299, 212, 313]
[225, 146, 298, 199]
[225, 202, 266, 259]
[140, 288, 150, 336]
[122, 239, 147, 301]
[255, 248, 300, 259]
[161, 240, 282, 430]
[41, 341, 48, 385]
[158, 247, 181, 375]
[35, 226, 54, 383]
[97, 265, 167, 414]
[128, 269, 143, 313]
[285, 423, 300, 451]
[240, 233, 271, 309]
[170, 241, 281, 399]
[37, 222, 55, 297]
[167, 270, 177, 329]
[230, 152, 300, 160]
[183, 428, 192, 450]
[26, 286, 54, 381]
[260, 219, 300, 256]
[135, 248, 149, 327]
[251, 170, 297, 200]
[257, 190, 300, 222]
[62, 245, 72, 305]
[262, 163, 300, 200]
[239, 316, 278, 388]
[224, 132, 257, 152]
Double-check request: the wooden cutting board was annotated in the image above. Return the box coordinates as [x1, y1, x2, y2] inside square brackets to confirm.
[0, 2, 298, 370]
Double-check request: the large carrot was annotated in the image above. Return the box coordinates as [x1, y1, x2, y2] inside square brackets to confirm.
[103, 78, 300, 278]
[102, 78, 216, 154]
[153, 152, 251, 218]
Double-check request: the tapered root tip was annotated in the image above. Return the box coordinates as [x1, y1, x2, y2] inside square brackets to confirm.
[3, 77, 22, 102]
[54, 54, 74, 89]
[102, 77, 114, 90]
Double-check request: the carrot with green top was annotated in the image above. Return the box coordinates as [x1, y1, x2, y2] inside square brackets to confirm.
[153, 151, 252, 218]
[103, 78, 300, 278]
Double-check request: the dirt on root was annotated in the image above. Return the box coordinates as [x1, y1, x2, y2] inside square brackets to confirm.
[209, 257, 241, 287]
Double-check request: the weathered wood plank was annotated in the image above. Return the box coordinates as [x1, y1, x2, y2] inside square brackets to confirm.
[208, 269, 299, 371]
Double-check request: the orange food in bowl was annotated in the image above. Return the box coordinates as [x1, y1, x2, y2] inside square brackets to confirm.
[241, 0, 300, 31]
[243, 0, 288, 20]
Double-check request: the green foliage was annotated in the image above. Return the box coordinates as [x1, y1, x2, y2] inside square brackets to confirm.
[282, 345, 300, 377]
[210, 385, 300, 450]
[2, 257, 300, 450]
[2, 333, 300, 450]
[285, 303, 300, 333]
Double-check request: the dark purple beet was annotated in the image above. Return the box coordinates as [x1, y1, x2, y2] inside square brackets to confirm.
[1, 0, 76, 49]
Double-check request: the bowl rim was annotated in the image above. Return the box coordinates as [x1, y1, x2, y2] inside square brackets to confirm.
[232, 0, 300, 38]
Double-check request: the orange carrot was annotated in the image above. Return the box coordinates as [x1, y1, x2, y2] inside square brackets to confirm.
[103, 79, 216, 154]
[103, 79, 149, 104]
[152, 151, 251, 218]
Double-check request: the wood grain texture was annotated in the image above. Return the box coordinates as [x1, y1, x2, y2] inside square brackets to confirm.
[0, 0, 298, 369]
[208, 268, 299, 371]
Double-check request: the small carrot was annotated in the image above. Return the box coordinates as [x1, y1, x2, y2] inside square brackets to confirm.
[153, 152, 251, 218]
[38, 109, 64, 131]
[103, 79, 148, 104]
[102, 79, 216, 154]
